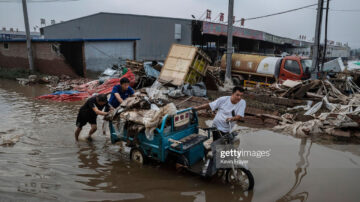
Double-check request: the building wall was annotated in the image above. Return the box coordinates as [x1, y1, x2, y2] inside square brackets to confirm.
[0, 42, 28, 69]
[84, 41, 134, 71]
[42, 13, 192, 61]
[285, 45, 351, 59]
[0, 41, 80, 77]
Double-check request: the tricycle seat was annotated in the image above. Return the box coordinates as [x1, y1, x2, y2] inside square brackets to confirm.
[170, 134, 208, 151]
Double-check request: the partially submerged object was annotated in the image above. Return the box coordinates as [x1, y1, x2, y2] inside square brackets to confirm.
[106, 94, 254, 190]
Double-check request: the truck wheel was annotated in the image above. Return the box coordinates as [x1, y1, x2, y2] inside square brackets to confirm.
[130, 148, 146, 165]
[227, 168, 254, 191]
[232, 77, 241, 86]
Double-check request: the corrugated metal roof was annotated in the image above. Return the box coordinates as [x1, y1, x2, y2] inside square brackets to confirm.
[42, 12, 192, 29]
[0, 38, 140, 42]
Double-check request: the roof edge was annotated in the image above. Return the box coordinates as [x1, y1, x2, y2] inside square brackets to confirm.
[42, 12, 192, 29]
[0, 38, 140, 42]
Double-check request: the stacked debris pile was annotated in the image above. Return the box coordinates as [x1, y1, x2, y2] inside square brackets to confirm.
[143, 79, 208, 103]
[204, 66, 224, 90]
[271, 79, 360, 138]
[126, 60, 162, 89]
[269, 79, 360, 101]
[98, 64, 128, 83]
[328, 71, 360, 94]
[205, 78, 360, 131]
[274, 94, 360, 138]
[105, 93, 177, 142]
[17, 74, 62, 86]
[49, 78, 92, 92]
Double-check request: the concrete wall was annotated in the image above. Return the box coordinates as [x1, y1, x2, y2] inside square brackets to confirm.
[42, 13, 193, 61]
[84, 41, 134, 72]
[0, 41, 80, 77]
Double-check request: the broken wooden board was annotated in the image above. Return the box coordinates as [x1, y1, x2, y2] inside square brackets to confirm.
[346, 114, 360, 125]
[282, 80, 302, 88]
[328, 129, 351, 138]
[244, 92, 307, 107]
[293, 80, 321, 99]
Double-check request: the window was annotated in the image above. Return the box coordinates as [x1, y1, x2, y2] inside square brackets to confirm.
[301, 59, 313, 72]
[284, 60, 301, 75]
[3, 43, 9, 49]
[51, 43, 60, 55]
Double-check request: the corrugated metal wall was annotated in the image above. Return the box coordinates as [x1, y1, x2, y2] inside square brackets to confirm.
[84, 41, 134, 71]
[42, 13, 193, 61]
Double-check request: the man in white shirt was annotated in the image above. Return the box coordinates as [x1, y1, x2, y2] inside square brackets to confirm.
[193, 86, 246, 140]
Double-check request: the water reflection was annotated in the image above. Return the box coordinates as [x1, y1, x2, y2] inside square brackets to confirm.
[277, 138, 311, 202]
[1, 79, 360, 201]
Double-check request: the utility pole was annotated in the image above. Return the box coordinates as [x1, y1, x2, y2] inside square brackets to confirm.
[321, 0, 330, 72]
[311, 0, 324, 74]
[22, 0, 34, 72]
[225, 0, 234, 83]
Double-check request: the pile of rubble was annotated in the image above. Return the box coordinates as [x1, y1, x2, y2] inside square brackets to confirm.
[126, 60, 162, 89]
[49, 77, 92, 92]
[274, 94, 360, 138]
[17, 74, 61, 86]
[268, 78, 360, 101]
[204, 66, 224, 90]
[263, 79, 360, 138]
[16, 74, 93, 92]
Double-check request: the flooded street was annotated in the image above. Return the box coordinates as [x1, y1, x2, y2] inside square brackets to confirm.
[1, 79, 360, 202]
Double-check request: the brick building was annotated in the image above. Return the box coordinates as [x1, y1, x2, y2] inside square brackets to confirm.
[0, 38, 139, 77]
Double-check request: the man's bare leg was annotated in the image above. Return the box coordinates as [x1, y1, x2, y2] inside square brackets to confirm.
[87, 124, 97, 141]
[75, 127, 82, 141]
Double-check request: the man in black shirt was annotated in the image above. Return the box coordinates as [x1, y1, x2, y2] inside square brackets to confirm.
[75, 94, 111, 141]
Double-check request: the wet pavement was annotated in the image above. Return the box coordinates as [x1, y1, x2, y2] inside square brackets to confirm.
[0, 78, 360, 202]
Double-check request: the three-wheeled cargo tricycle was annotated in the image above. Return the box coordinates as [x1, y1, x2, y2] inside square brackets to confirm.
[109, 108, 254, 190]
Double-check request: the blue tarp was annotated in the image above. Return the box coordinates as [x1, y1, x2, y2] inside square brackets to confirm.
[51, 90, 80, 95]
[144, 63, 160, 78]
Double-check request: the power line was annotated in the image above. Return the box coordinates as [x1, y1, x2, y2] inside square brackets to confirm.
[0, 0, 79, 2]
[239, 2, 324, 22]
[308, 8, 360, 12]
[331, 9, 360, 12]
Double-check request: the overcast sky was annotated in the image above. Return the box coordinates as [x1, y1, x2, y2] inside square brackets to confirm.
[1, 0, 359, 48]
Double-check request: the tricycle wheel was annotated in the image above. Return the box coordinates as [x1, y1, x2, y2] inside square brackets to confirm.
[227, 168, 254, 191]
[177, 154, 189, 167]
[130, 148, 146, 165]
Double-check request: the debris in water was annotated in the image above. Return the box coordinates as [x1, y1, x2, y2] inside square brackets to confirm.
[0, 134, 22, 146]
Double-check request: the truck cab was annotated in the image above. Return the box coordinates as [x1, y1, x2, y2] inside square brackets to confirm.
[279, 56, 312, 82]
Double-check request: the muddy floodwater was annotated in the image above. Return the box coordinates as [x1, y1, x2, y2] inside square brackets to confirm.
[1, 79, 360, 202]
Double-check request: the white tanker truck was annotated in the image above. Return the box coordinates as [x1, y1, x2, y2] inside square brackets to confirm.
[220, 53, 313, 86]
